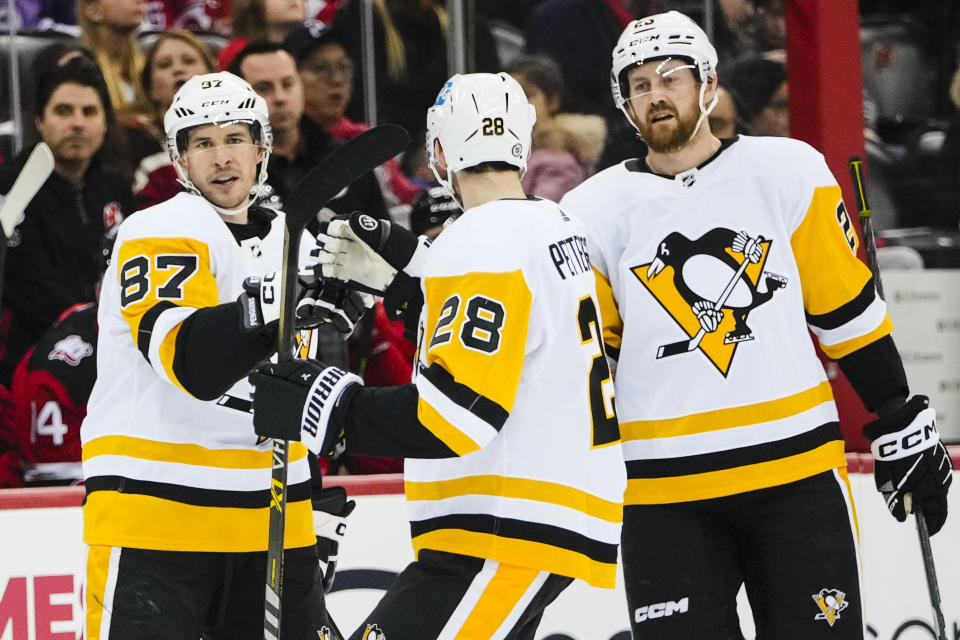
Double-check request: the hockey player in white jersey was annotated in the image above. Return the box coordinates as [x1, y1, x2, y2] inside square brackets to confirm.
[560, 11, 952, 639]
[249, 72, 627, 640]
[81, 72, 357, 639]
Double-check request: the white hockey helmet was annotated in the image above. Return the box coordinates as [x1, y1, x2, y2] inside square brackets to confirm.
[425, 72, 536, 198]
[611, 11, 719, 133]
[164, 72, 272, 214]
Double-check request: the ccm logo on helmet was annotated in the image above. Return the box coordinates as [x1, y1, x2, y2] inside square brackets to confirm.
[877, 421, 939, 459]
[634, 597, 689, 623]
[201, 99, 230, 108]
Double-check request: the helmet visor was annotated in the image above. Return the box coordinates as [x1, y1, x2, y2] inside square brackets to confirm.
[621, 57, 700, 105]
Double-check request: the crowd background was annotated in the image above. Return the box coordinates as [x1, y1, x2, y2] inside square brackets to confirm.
[0, 0, 958, 488]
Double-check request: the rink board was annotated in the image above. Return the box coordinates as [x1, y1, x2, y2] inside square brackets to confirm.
[0, 453, 958, 640]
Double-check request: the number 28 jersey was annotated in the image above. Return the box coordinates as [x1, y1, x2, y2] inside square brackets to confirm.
[406, 197, 626, 589]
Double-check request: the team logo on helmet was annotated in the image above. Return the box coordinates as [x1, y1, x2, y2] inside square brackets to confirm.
[812, 588, 849, 626]
[48, 335, 94, 367]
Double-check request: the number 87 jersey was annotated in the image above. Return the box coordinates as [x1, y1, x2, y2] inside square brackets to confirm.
[406, 197, 627, 589]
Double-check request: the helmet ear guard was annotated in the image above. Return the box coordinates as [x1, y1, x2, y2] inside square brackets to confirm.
[425, 72, 536, 202]
[164, 72, 273, 215]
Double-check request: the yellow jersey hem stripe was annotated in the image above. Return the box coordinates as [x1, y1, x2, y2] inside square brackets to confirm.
[82, 435, 309, 468]
[620, 380, 835, 440]
[624, 440, 846, 504]
[412, 529, 616, 589]
[405, 475, 623, 523]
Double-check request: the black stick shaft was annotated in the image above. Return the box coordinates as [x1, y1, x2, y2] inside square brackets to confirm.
[848, 156, 945, 640]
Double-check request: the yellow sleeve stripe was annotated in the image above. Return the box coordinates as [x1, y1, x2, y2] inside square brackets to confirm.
[624, 440, 846, 504]
[405, 475, 623, 523]
[416, 398, 482, 456]
[158, 318, 188, 393]
[620, 380, 835, 440]
[819, 314, 894, 360]
[593, 266, 623, 352]
[83, 435, 309, 469]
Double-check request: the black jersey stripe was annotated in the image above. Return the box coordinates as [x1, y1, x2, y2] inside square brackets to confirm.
[136, 301, 179, 361]
[409, 514, 618, 564]
[84, 475, 312, 508]
[604, 343, 620, 361]
[419, 362, 509, 431]
[625, 422, 842, 478]
[806, 277, 877, 330]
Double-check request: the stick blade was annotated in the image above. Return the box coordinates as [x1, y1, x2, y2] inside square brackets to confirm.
[0, 142, 54, 238]
[283, 124, 410, 234]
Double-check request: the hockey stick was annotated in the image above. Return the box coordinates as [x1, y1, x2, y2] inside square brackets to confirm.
[264, 123, 410, 640]
[657, 245, 754, 359]
[0, 142, 54, 311]
[848, 156, 946, 640]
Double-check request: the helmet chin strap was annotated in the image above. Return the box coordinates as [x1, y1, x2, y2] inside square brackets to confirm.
[687, 80, 719, 144]
[430, 162, 464, 213]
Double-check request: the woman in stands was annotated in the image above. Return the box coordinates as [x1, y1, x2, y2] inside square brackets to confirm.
[122, 30, 216, 208]
[77, 0, 149, 112]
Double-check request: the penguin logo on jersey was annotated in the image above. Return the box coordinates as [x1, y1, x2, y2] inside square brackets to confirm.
[362, 624, 387, 639]
[632, 227, 787, 376]
[812, 588, 849, 626]
[318, 626, 332, 640]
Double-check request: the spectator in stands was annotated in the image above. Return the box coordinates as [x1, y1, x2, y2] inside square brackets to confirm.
[0, 57, 134, 386]
[708, 83, 740, 138]
[523, 0, 633, 122]
[217, 0, 306, 70]
[727, 55, 789, 137]
[508, 55, 606, 201]
[230, 41, 388, 225]
[77, 0, 148, 113]
[284, 21, 419, 214]
[334, 0, 502, 137]
[142, 0, 232, 32]
[124, 29, 216, 208]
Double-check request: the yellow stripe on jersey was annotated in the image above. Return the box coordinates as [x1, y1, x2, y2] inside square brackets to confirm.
[791, 185, 874, 316]
[624, 440, 846, 504]
[83, 435, 309, 468]
[412, 529, 616, 589]
[819, 314, 894, 359]
[455, 564, 539, 638]
[405, 475, 623, 523]
[620, 380, 834, 440]
[83, 491, 315, 552]
[158, 319, 187, 392]
[421, 270, 532, 419]
[117, 237, 219, 382]
[417, 399, 483, 456]
[593, 267, 622, 353]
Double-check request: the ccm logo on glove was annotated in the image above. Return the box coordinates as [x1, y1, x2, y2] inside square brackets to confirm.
[871, 408, 938, 460]
[303, 367, 351, 438]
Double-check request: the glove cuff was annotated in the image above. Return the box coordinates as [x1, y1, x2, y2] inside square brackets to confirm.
[863, 395, 929, 441]
[301, 366, 363, 456]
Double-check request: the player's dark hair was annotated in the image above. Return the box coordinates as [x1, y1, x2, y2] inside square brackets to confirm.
[460, 161, 519, 174]
[228, 40, 291, 78]
[35, 54, 114, 124]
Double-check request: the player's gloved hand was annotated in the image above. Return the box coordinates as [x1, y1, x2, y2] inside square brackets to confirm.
[316, 212, 430, 294]
[312, 486, 356, 593]
[249, 359, 362, 457]
[296, 274, 375, 335]
[863, 395, 953, 535]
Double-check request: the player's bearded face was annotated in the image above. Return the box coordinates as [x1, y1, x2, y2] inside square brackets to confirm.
[180, 122, 264, 209]
[625, 61, 702, 153]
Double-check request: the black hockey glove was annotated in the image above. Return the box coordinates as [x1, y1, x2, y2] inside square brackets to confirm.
[316, 212, 430, 295]
[249, 359, 362, 457]
[863, 395, 953, 535]
[238, 270, 338, 334]
[297, 275, 375, 335]
[312, 486, 356, 594]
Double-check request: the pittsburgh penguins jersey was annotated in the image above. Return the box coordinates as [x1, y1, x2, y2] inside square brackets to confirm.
[560, 136, 890, 505]
[82, 192, 316, 552]
[405, 197, 626, 589]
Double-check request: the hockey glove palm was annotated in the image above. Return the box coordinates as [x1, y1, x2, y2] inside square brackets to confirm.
[317, 213, 430, 294]
[864, 395, 953, 535]
[249, 359, 362, 457]
[312, 486, 356, 593]
[238, 269, 345, 334]
[297, 275, 375, 335]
